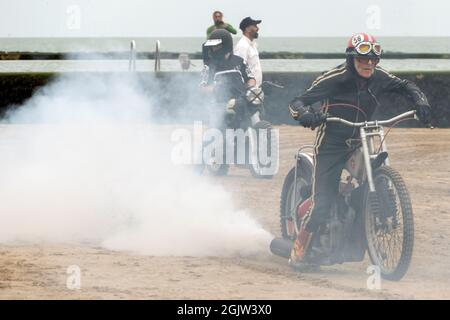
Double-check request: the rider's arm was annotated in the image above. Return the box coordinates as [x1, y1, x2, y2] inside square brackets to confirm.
[377, 67, 432, 124]
[239, 59, 256, 87]
[200, 65, 214, 93]
[289, 71, 337, 120]
[200, 65, 210, 86]
[378, 67, 429, 106]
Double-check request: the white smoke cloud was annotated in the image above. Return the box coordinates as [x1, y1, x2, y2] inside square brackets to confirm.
[0, 73, 272, 257]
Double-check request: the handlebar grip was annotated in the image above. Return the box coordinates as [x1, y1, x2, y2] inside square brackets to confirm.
[325, 110, 417, 127]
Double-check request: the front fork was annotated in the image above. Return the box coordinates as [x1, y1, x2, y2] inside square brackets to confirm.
[360, 125, 389, 193]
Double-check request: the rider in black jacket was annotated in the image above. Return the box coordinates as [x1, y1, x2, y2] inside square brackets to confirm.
[201, 29, 263, 129]
[200, 29, 256, 101]
[289, 33, 432, 234]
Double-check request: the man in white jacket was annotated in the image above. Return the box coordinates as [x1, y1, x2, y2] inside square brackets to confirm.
[234, 17, 263, 87]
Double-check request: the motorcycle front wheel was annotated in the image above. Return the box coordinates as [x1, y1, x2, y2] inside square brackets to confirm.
[364, 166, 414, 281]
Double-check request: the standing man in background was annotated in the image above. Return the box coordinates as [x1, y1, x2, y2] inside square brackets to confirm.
[234, 17, 263, 87]
[206, 11, 237, 38]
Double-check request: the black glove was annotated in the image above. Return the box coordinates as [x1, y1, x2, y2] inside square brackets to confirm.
[415, 103, 432, 125]
[288, 99, 308, 120]
[299, 111, 327, 130]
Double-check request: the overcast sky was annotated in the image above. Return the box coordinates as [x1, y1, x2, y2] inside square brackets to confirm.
[1, 0, 449, 37]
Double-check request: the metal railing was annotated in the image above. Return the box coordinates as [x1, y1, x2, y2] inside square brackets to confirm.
[129, 40, 161, 72]
[129, 40, 136, 72]
[155, 40, 161, 72]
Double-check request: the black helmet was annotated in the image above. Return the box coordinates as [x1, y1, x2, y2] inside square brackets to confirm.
[203, 29, 233, 62]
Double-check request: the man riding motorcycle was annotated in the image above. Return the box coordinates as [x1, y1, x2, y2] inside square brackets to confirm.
[200, 29, 264, 128]
[288, 33, 432, 266]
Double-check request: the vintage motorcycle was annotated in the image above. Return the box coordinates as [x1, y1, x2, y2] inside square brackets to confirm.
[202, 73, 281, 179]
[271, 109, 416, 281]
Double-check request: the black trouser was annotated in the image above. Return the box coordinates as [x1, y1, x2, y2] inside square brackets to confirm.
[303, 126, 353, 233]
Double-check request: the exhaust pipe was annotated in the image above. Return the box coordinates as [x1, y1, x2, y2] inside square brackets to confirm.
[270, 238, 294, 259]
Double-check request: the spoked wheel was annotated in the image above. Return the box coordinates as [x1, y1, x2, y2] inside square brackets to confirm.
[280, 162, 312, 240]
[248, 121, 278, 179]
[364, 166, 414, 281]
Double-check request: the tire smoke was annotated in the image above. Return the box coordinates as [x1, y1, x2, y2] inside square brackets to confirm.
[0, 73, 272, 257]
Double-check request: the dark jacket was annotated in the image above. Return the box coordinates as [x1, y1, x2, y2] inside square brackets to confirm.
[292, 62, 429, 139]
[201, 54, 255, 102]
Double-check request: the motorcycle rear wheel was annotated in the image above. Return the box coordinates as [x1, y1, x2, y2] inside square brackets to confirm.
[279, 163, 312, 240]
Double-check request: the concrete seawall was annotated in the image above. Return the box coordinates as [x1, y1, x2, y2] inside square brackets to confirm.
[0, 71, 448, 127]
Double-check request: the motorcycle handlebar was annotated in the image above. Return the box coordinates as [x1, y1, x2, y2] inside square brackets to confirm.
[260, 81, 284, 89]
[326, 110, 417, 127]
